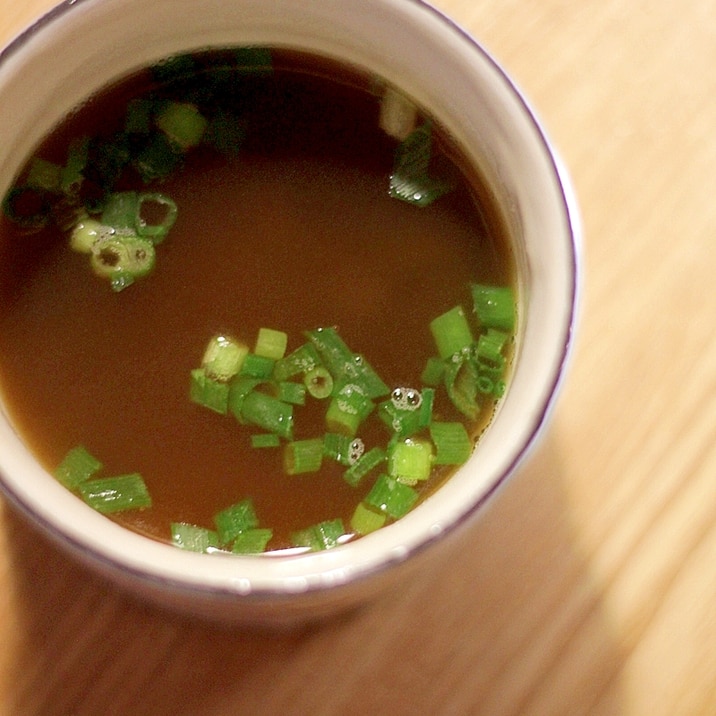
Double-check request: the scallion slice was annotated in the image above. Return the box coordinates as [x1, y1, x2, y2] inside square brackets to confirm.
[251, 433, 281, 449]
[190, 368, 230, 414]
[277, 380, 306, 406]
[305, 327, 389, 399]
[379, 87, 418, 141]
[201, 334, 248, 382]
[430, 421, 473, 465]
[325, 383, 374, 436]
[213, 498, 259, 545]
[304, 366, 333, 399]
[389, 123, 454, 206]
[135, 192, 178, 243]
[239, 353, 276, 379]
[54, 445, 102, 490]
[26, 158, 62, 193]
[323, 433, 364, 466]
[471, 284, 516, 332]
[430, 305, 474, 360]
[90, 234, 156, 291]
[2, 185, 51, 230]
[388, 437, 434, 484]
[365, 474, 418, 519]
[343, 446, 386, 487]
[125, 98, 154, 135]
[291, 518, 346, 551]
[443, 354, 480, 420]
[284, 437, 324, 475]
[254, 327, 288, 361]
[61, 136, 89, 194]
[155, 101, 208, 150]
[239, 390, 294, 440]
[79, 473, 152, 514]
[171, 522, 220, 553]
[421, 356, 445, 386]
[70, 218, 107, 254]
[134, 134, 182, 182]
[234, 46, 273, 74]
[350, 502, 387, 535]
[378, 387, 433, 438]
[273, 342, 321, 381]
[232, 528, 273, 554]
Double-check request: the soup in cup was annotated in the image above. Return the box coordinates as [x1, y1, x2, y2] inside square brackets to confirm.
[0, 0, 579, 625]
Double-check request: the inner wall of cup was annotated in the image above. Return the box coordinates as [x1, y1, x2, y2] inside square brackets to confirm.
[0, 0, 576, 590]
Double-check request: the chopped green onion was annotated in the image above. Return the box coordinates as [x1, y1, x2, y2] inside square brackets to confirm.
[239, 390, 294, 440]
[171, 522, 220, 553]
[388, 437, 433, 484]
[471, 284, 516, 332]
[421, 356, 445, 386]
[284, 437, 324, 475]
[350, 354, 391, 399]
[378, 387, 433, 438]
[443, 354, 480, 420]
[227, 376, 264, 421]
[79, 473, 152, 513]
[379, 86, 418, 141]
[70, 218, 107, 253]
[291, 518, 346, 551]
[239, 352, 275, 379]
[234, 46, 273, 73]
[124, 98, 154, 135]
[430, 305, 474, 360]
[205, 110, 247, 155]
[100, 191, 140, 231]
[201, 334, 248, 382]
[213, 498, 259, 545]
[99, 191, 177, 243]
[277, 380, 306, 406]
[476, 375, 495, 395]
[323, 434, 364, 466]
[190, 368, 230, 414]
[90, 234, 156, 291]
[325, 383, 374, 436]
[135, 193, 178, 242]
[2, 186, 51, 230]
[151, 53, 197, 84]
[304, 366, 333, 399]
[343, 446, 386, 487]
[26, 158, 62, 192]
[134, 134, 182, 182]
[251, 433, 281, 448]
[389, 124, 454, 206]
[273, 342, 321, 381]
[305, 327, 389, 398]
[430, 421, 473, 465]
[254, 327, 288, 360]
[155, 101, 208, 150]
[475, 331, 508, 368]
[365, 474, 418, 519]
[54, 445, 102, 490]
[232, 528, 273, 554]
[61, 136, 89, 194]
[350, 502, 387, 535]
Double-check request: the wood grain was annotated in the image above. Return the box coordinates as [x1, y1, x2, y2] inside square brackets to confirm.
[1, 1, 716, 714]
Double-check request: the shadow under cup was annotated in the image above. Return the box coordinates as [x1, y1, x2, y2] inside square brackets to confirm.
[0, 0, 579, 624]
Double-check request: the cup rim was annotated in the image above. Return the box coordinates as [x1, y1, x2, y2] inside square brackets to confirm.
[0, 0, 581, 605]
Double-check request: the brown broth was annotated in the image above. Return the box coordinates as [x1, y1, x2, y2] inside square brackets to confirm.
[0, 50, 514, 550]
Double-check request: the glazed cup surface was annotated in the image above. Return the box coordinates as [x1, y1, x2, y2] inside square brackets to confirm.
[0, 0, 579, 624]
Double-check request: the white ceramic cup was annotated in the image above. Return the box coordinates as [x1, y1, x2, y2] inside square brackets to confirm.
[0, 0, 580, 625]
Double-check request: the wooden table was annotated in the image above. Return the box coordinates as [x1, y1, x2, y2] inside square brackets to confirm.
[2, 1, 716, 714]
